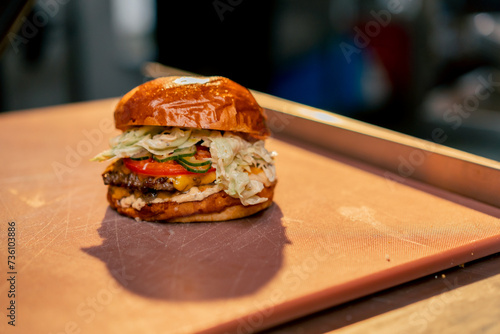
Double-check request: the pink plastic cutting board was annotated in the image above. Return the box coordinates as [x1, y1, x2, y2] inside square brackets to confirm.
[0, 99, 499, 334]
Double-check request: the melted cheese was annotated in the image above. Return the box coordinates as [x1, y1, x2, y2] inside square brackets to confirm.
[172, 172, 216, 192]
[112, 186, 131, 199]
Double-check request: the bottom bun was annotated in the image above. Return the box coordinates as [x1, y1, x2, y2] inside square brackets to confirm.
[107, 184, 276, 223]
[164, 200, 273, 223]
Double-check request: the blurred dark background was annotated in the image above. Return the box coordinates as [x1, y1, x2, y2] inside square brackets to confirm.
[2, 0, 500, 160]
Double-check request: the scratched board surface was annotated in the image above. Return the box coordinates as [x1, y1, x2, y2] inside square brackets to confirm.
[1, 100, 500, 334]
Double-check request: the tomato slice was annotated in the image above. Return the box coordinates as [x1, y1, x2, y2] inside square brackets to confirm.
[124, 146, 214, 176]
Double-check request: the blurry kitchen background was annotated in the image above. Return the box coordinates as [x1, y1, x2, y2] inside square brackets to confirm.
[2, 0, 500, 160]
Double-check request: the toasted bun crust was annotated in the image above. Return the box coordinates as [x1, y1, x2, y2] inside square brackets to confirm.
[107, 183, 276, 223]
[167, 201, 273, 223]
[114, 76, 270, 138]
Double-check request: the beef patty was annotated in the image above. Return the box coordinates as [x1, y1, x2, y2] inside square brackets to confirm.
[102, 159, 176, 192]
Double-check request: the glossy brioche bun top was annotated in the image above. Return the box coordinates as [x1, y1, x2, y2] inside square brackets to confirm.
[114, 76, 270, 138]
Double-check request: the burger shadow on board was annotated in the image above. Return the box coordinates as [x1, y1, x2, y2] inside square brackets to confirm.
[82, 203, 288, 300]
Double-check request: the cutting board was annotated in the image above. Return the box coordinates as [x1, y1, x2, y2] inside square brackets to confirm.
[1, 99, 499, 334]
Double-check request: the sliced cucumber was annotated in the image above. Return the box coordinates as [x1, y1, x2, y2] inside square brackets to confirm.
[153, 146, 196, 162]
[129, 151, 152, 161]
[177, 159, 213, 173]
[153, 155, 175, 162]
[178, 155, 211, 167]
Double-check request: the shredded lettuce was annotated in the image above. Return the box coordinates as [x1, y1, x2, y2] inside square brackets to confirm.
[92, 126, 276, 206]
[204, 133, 276, 205]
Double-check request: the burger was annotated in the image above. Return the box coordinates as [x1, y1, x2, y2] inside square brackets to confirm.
[92, 76, 277, 223]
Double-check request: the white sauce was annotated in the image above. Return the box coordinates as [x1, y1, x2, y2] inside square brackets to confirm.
[119, 184, 222, 211]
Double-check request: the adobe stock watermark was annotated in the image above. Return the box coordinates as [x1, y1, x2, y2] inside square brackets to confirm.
[384, 73, 500, 189]
[230, 235, 337, 334]
[266, 109, 292, 135]
[8, 0, 70, 54]
[408, 276, 463, 333]
[339, 0, 406, 64]
[213, 0, 244, 22]
[47, 268, 135, 334]
[51, 118, 114, 182]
